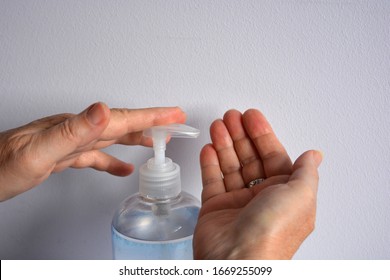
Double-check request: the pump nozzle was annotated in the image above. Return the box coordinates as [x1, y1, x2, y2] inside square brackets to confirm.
[140, 124, 200, 199]
[143, 124, 200, 167]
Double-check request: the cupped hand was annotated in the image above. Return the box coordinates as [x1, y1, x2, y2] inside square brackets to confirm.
[0, 102, 186, 201]
[194, 109, 322, 259]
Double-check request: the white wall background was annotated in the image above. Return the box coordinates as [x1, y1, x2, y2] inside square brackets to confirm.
[0, 0, 389, 259]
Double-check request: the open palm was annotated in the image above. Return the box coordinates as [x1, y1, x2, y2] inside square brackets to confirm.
[194, 109, 322, 259]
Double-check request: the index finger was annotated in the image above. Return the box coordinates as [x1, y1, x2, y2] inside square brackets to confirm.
[100, 107, 187, 145]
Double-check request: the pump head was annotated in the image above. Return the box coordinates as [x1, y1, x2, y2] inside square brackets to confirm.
[139, 124, 200, 199]
[143, 123, 200, 167]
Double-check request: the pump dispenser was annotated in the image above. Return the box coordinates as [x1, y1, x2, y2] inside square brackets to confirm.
[111, 124, 200, 259]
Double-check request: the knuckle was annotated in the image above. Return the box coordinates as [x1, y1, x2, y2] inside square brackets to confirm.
[59, 120, 80, 145]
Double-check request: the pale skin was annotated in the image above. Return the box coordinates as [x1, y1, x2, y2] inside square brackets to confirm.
[193, 109, 322, 259]
[0, 102, 186, 201]
[0, 102, 322, 259]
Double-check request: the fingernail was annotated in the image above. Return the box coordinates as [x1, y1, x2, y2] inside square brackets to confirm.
[313, 150, 324, 167]
[86, 102, 104, 125]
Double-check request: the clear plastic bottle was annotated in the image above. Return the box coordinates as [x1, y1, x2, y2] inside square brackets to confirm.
[111, 124, 200, 259]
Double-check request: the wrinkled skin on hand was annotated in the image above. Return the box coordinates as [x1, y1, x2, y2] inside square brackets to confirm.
[0, 102, 186, 201]
[194, 109, 322, 259]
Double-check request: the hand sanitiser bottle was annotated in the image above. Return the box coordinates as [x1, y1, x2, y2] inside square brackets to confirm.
[111, 124, 200, 259]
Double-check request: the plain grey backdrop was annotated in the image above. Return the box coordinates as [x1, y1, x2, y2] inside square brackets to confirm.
[0, 0, 389, 259]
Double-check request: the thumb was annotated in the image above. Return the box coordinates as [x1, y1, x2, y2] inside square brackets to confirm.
[288, 150, 323, 193]
[38, 102, 110, 164]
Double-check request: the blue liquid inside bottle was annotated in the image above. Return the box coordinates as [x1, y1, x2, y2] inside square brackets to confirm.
[111, 193, 200, 259]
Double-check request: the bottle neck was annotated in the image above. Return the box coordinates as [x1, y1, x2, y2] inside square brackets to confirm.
[139, 159, 181, 200]
[140, 193, 181, 204]
[141, 193, 182, 216]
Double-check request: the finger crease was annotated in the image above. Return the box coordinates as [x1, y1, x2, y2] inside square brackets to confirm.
[240, 155, 260, 166]
[202, 176, 224, 187]
[221, 166, 241, 176]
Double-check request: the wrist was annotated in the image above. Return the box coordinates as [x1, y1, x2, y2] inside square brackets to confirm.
[226, 236, 294, 260]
